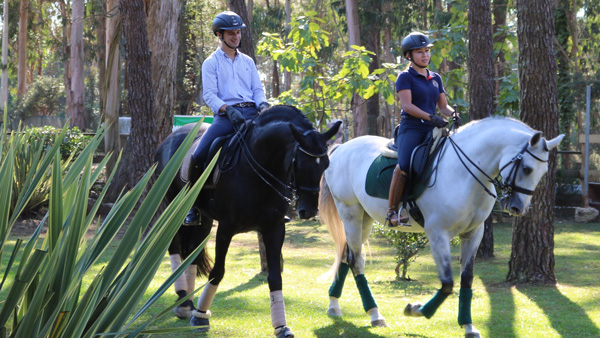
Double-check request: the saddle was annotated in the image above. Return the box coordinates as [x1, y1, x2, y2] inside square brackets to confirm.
[180, 123, 248, 188]
[365, 128, 447, 226]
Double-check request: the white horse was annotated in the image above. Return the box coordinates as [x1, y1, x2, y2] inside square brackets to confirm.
[318, 117, 564, 338]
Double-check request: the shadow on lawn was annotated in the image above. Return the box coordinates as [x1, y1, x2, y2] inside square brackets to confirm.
[313, 317, 394, 338]
[517, 284, 600, 337]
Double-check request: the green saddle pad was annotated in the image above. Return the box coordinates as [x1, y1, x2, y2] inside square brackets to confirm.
[365, 155, 427, 200]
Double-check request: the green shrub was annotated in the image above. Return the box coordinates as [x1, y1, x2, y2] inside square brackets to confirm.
[15, 75, 65, 117]
[373, 224, 429, 281]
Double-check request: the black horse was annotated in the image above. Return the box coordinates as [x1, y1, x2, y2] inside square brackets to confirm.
[155, 105, 341, 337]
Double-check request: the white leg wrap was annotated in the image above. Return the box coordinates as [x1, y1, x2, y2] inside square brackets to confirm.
[367, 307, 385, 322]
[185, 265, 197, 296]
[197, 282, 218, 311]
[170, 254, 187, 292]
[270, 290, 287, 329]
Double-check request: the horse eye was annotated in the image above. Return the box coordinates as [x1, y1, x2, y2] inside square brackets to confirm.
[523, 167, 533, 175]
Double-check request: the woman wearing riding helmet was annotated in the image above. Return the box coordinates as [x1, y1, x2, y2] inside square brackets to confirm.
[386, 31, 458, 227]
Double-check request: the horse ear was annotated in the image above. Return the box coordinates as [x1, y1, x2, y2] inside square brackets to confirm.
[289, 123, 304, 143]
[546, 134, 565, 150]
[322, 120, 342, 141]
[529, 132, 543, 148]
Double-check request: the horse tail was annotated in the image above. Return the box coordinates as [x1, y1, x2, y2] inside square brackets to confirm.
[318, 172, 347, 282]
[195, 247, 213, 277]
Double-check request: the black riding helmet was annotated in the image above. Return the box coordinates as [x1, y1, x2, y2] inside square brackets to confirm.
[212, 11, 246, 36]
[401, 32, 433, 59]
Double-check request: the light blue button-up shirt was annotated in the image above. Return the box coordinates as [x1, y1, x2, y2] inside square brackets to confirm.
[202, 47, 267, 114]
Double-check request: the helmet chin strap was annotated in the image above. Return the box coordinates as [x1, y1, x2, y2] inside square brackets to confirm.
[219, 34, 241, 50]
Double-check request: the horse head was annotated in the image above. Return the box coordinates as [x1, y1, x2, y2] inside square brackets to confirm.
[289, 120, 342, 219]
[498, 131, 564, 216]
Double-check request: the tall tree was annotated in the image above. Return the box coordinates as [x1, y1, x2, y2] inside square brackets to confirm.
[492, 0, 508, 112]
[362, 0, 382, 136]
[145, 0, 183, 144]
[507, 0, 560, 284]
[58, 0, 71, 116]
[468, 0, 495, 259]
[17, 0, 29, 101]
[107, 0, 156, 202]
[0, 0, 9, 110]
[104, 0, 121, 178]
[345, 0, 367, 137]
[70, 0, 85, 129]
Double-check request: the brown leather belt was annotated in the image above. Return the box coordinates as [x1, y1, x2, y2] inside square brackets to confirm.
[233, 102, 256, 108]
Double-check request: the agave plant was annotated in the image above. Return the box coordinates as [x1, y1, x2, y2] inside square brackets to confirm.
[0, 113, 215, 337]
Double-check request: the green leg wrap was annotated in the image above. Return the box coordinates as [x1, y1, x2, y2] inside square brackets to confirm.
[419, 289, 450, 319]
[457, 288, 473, 326]
[355, 274, 377, 312]
[328, 263, 349, 298]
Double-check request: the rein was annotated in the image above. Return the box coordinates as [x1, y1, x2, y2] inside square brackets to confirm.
[237, 124, 326, 205]
[447, 136, 548, 200]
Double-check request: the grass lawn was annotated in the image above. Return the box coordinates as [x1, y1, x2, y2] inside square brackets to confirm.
[6, 218, 600, 337]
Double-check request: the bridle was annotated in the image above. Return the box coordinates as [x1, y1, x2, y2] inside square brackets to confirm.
[447, 137, 548, 200]
[238, 127, 327, 205]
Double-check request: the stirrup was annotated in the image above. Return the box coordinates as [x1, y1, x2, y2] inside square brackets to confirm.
[386, 209, 410, 228]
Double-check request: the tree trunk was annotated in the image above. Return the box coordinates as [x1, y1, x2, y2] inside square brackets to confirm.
[507, 0, 559, 284]
[104, 0, 121, 179]
[107, 0, 156, 202]
[283, 0, 291, 91]
[59, 0, 71, 117]
[468, 0, 495, 259]
[145, 0, 182, 144]
[17, 0, 29, 101]
[492, 0, 508, 112]
[70, 0, 85, 130]
[345, 0, 367, 137]
[96, 0, 106, 127]
[0, 0, 9, 110]
[365, 24, 380, 136]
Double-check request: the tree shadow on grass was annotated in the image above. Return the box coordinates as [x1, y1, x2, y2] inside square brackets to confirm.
[517, 284, 600, 337]
[314, 316, 406, 338]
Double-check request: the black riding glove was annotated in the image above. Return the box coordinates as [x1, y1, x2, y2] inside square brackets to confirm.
[429, 114, 448, 128]
[225, 105, 244, 126]
[258, 102, 270, 112]
[452, 112, 462, 127]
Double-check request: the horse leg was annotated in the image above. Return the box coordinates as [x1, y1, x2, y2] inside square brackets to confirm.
[405, 230, 453, 319]
[190, 227, 232, 331]
[457, 229, 484, 338]
[168, 228, 195, 319]
[262, 226, 294, 338]
[327, 262, 349, 317]
[345, 212, 388, 327]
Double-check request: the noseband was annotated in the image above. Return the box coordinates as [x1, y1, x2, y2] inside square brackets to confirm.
[448, 137, 548, 199]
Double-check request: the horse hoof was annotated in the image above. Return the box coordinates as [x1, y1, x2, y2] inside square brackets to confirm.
[190, 310, 210, 332]
[403, 302, 424, 317]
[327, 307, 342, 317]
[172, 305, 192, 319]
[371, 319, 389, 327]
[275, 326, 294, 338]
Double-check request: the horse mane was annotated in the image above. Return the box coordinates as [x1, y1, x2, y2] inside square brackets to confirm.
[256, 105, 313, 131]
[457, 116, 535, 136]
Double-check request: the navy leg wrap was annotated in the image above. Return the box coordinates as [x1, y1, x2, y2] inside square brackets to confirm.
[457, 288, 473, 326]
[420, 289, 450, 319]
[355, 274, 377, 312]
[328, 263, 349, 298]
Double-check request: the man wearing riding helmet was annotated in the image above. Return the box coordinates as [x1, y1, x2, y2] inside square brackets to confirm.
[187, 10, 269, 225]
[386, 31, 458, 227]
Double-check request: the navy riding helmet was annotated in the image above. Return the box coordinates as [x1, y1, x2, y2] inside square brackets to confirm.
[211, 11, 246, 36]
